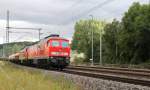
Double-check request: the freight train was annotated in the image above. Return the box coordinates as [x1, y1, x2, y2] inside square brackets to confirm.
[9, 34, 70, 70]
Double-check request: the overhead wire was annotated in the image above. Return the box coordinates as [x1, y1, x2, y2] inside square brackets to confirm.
[62, 0, 116, 24]
[53, 0, 116, 39]
[67, 0, 84, 10]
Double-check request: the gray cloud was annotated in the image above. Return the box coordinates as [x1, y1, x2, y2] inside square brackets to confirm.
[0, 0, 147, 25]
[0, 0, 149, 43]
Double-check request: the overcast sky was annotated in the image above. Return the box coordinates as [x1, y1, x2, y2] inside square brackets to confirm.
[0, 0, 149, 44]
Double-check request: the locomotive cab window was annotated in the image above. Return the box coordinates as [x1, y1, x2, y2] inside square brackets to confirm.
[62, 41, 69, 47]
[51, 41, 60, 47]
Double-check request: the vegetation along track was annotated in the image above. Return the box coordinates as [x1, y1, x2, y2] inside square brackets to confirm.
[63, 66, 150, 87]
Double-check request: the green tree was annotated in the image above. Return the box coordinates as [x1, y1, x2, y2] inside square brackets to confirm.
[103, 19, 122, 64]
[72, 19, 106, 63]
[120, 2, 150, 64]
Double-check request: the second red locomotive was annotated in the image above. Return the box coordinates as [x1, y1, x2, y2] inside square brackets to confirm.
[9, 34, 70, 69]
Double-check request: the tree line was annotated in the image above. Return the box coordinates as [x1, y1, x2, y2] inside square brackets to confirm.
[71, 2, 150, 65]
[0, 42, 33, 57]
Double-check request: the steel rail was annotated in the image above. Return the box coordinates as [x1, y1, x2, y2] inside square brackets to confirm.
[63, 68, 150, 87]
[68, 66, 150, 78]
[74, 65, 150, 73]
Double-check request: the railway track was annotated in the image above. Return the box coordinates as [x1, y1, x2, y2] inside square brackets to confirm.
[75, 65, 150, 73]
[64, 66, 150, 87]
[68, 66, 150, 78]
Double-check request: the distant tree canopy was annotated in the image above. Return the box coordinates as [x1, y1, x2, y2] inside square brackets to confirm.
[72, 2, 150, 64]
[0, 42, 33, 57]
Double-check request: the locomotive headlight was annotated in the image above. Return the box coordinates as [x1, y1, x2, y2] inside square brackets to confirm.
[51, 52, 58, 55]
[63, 52, 68, 55]
[51, 52, 68, 55]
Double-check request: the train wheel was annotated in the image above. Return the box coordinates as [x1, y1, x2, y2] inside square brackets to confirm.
[59, 66, 64, 71]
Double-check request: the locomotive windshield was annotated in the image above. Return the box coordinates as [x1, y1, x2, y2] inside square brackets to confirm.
[52, 41, 60, 47]
[50, 40, 69, 47]
[62, 41, 69, 47]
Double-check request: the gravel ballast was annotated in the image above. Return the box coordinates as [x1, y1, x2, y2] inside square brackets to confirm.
[41, 70, 150, 90]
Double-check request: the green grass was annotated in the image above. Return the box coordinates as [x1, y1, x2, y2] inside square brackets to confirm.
[0, 61, 80, 90]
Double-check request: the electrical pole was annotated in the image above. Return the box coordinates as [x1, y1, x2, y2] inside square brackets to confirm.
[99, 22, 104, 65]
[38, 28, 42, 41]
[4, 10, 10, 57]
[115, 27, 118, 61]
[6, 10, 10, 43]
[3, 10, 42, 57]
[149, 0, 150, 7]
[90, 15, 94, 66]
[2, 36, 5, 57]
[100, 26, 102, 65]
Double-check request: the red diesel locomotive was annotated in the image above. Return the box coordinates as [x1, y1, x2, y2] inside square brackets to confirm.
[9, 34, 70, 69]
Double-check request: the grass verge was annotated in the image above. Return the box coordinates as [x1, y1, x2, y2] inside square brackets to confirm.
[0, 61, 80, 90]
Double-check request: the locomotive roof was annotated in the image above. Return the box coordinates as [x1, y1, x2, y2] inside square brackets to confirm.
[24, 37, 68, 47]
[47, 37, 69, 40]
